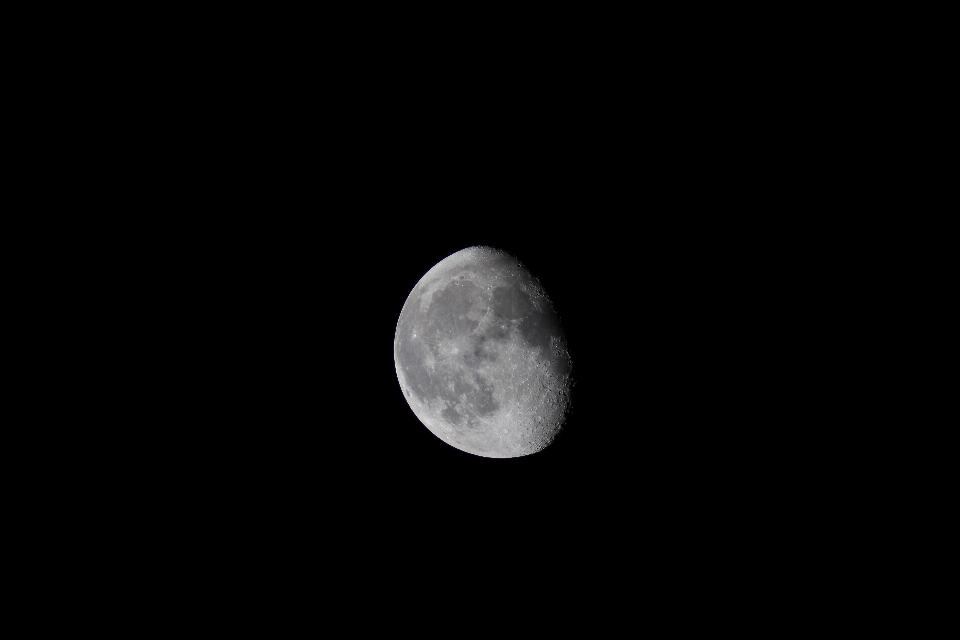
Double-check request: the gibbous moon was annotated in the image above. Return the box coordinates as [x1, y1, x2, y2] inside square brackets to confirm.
[394, 246, 572, 458]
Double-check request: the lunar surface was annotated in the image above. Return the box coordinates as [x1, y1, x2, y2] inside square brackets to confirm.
[394, 246, 572, 458]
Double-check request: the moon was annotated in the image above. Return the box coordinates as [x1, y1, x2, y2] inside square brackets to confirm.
[394, 246, 572, 458]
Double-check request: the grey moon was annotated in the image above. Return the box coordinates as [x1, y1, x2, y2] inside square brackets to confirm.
[394, 246, 572, 458]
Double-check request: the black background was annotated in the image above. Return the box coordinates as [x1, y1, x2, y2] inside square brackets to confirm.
[73, 20, 847, 613]
[128, 148, 812, 565]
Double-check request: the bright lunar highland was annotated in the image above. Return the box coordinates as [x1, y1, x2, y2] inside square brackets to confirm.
[394, 246, 572, 458]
